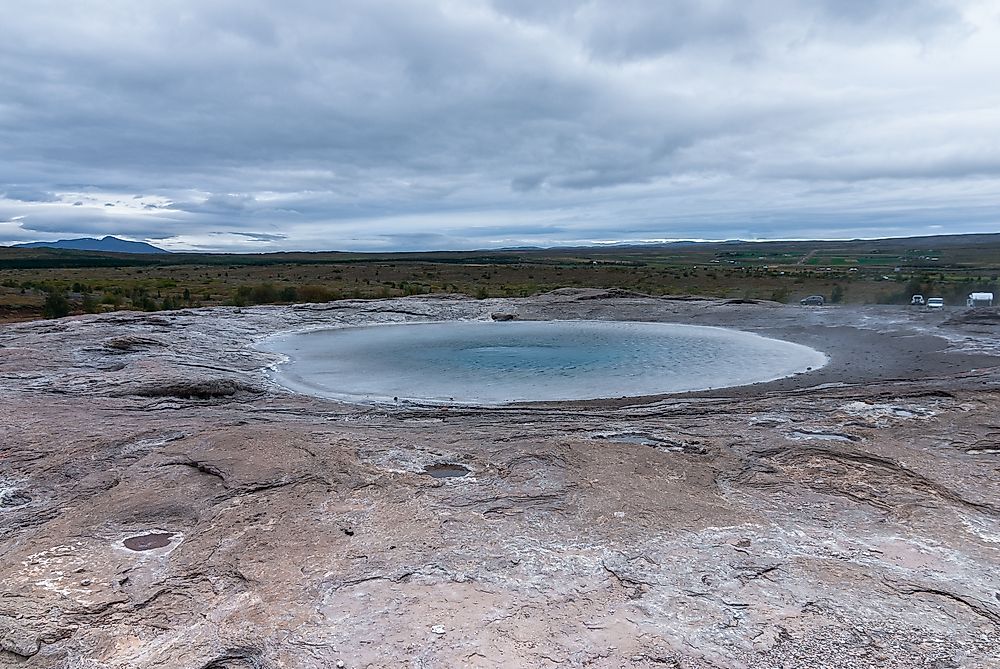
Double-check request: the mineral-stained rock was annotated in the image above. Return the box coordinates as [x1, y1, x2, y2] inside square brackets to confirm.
[1, 294, 998, 668]
[124, 378, 261, 399]
[101, 335, 167, 352]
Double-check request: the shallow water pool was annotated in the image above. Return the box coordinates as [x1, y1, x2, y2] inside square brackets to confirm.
[261, 320, 826, 404]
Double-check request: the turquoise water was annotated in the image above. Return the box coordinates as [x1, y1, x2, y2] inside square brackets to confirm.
[262, 320, 826, 404]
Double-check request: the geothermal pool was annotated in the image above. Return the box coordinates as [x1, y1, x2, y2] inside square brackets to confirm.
[262, 320, 827, 404]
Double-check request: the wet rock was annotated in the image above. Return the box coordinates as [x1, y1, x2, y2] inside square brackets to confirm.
[199, 646, 267, 669]
[0, 489, 31, 509]
[945, 308, 1000, 325]
[102, 336, 167, 353]
[126, 379, 261, 399]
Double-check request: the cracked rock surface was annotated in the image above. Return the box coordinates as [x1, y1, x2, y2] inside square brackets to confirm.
[1, 290, 999, 668]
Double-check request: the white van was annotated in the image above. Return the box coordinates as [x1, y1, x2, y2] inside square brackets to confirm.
[926, 297, 944, 310]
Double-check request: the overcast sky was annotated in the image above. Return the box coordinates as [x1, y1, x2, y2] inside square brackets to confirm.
[1, 0, 999, 252]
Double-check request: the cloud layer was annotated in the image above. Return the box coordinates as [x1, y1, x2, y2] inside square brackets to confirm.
[2, 0, 998, 251]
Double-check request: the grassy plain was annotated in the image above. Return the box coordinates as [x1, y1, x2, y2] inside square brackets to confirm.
[2, 234, 999, 320]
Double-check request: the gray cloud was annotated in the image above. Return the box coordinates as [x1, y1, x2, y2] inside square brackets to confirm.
[0, 0, 997, 252]
[1, 188, 57, 203]
[228, 231, 289, 242]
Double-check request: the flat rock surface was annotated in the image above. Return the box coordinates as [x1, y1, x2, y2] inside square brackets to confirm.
[1, 290, 999, 668]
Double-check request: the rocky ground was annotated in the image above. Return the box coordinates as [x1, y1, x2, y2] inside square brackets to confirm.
[1, 290, 998, 668]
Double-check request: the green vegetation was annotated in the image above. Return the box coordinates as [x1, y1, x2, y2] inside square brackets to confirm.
[42, 290, 70, 319]
[2, 233, 1000, 321]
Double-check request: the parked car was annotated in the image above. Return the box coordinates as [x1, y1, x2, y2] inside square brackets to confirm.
[800, 295, 825, 306]
[910, 294, 925, 305]
[926, 297, 945, 309]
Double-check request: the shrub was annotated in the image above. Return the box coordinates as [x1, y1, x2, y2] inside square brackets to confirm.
[137, 295, 158, 311]
[43, 291, 71, 319]
[232, 284, 266, 306]
[298, 285, 337, 302]
[101, 293, 123, 307]
[81, 293, 100, 313]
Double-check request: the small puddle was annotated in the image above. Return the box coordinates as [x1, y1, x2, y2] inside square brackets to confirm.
[591, 432, 706, 453]
[593, 433, 662, 447]
[789, 430, 859, 442]
[123, 532, 175, 551]
[422, 464, 470, 478]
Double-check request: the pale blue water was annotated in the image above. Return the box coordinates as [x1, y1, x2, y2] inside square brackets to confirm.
[262, 320, 826, 404]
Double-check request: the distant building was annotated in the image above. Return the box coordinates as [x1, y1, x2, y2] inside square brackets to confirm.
[967, 292, 994, 307]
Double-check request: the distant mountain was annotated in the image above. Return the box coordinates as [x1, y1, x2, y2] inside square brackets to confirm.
[14, 236, 169, 254]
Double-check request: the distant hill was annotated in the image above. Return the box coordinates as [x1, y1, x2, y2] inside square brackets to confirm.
[14, 236, 169, 254]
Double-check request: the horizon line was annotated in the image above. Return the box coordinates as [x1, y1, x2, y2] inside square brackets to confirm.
[7, 230, 1000, 255]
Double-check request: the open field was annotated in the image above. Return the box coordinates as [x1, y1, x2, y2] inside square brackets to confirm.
[3, 233, 1000, 320]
